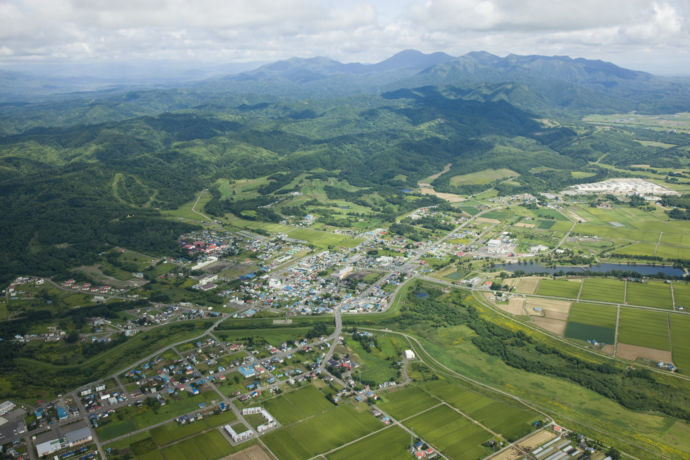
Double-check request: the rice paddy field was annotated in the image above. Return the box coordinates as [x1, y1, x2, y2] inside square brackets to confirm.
[328, 425, 411, 460]
[404, 404, 494, 459]
[263, 385, 333, 425]
[536, 279, 582, 298]
[565, 302, 617, 344]
[377, 386, 439, 420]
[617, 309, 671, 351]
[261, 403, 381, 460]
[579, 278, 625, 304]
[670, 314, 690, 372]
[423, 381, 540, 442]
[160, 430, 233, 460]
[673, 283, 690, 309]
[626, 281, 673, 309]
[149, 411, 237, 445]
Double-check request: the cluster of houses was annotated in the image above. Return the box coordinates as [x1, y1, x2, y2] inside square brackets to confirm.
[180, 230, 239, 257]
[4, 276, 44, 298]
[61, 279, 117, 296]
[14, 326, 66, 344]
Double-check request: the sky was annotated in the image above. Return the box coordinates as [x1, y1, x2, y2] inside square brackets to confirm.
[0, 0, 689, 76]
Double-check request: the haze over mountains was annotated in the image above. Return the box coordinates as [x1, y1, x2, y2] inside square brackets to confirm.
[2, 49, 689, 115]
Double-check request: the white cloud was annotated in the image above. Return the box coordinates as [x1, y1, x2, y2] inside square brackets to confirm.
[0, 0, 688, 74]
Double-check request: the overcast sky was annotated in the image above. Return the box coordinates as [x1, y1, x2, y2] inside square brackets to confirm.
[1, 0, 689, 75]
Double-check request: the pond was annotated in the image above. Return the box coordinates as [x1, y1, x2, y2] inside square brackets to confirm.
[496, 262, 685, 277]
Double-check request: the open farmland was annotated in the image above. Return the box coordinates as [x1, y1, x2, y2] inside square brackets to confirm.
[536, 279, 581, 298]
[149, 411, 237, 445]
[424, 381, 539, 442]
[670, 314, 690, 373]
[565, 302, 617, 344]
[618, 309, 671, 351]
[626, 281, 673, 309]
[160, 430, 233, 460]
[449, 168, 519, 186]
[405, 404, 493, 459]
[378, 386, 439, 420]
[580, 278, 625, 304]
[673, 283, 690, 309]
[287, 228, 361, 248]
[328, 425, 411, 460]
[264, 385, 333, 425]
[261, 403, 380, 460]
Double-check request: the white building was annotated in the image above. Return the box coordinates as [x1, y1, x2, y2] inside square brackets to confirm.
[224, 424, 254, 443]
[487, 239, 502, 254]
[404, 350, 416, 360]
[0, 400, 15, 416]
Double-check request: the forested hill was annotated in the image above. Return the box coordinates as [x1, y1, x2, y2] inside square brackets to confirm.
[1, 51, 689, 283]
[2, 51, 689, 135]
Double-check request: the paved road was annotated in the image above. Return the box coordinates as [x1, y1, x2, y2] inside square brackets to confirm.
[318, 307, 342, 373]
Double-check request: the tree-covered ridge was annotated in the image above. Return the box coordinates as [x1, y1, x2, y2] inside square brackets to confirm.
[1, 76, 689, 284]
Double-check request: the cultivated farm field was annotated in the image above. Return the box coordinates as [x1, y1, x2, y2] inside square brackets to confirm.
[328, 425, 411, 460]
[670, 314, 690, 372]
[405, 404, 493, 459]
[536, 279, 581, 298]
[424, 381, 539, 442]
[378, 386, 439, 420]
[565, 302, 617, 344]
[626, 281, 673, 309]
[580, 278, 625, 303]
[617, 309, 671, 351]
[261, 403, 380, 459]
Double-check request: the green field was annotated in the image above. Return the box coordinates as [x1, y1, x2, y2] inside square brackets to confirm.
[579, 278, 625, 304]
[328, 425, 410, 460]
[149, 411, 237, 445]
[287, 228, 361, 248]
[97, 391, 220, 441]
[449, 168, 519, 186]
[536, 279, 581, 298]
[670, 314, 690, 372]
[626, 281, 673, 309]
[424, 381, 539, 442]
[160, 430, 232, 460]
[262, 404, 381, 459]
[565, 302, 617, 344]
[673, 283, 690, 309]
[214, 327, 322, 347]
[618, 309, 671, 351]
[345, 335, 405, 385]
[405, 404, 493, 459]
[264, 385, 333, 425]
[378, 386, 439, 420]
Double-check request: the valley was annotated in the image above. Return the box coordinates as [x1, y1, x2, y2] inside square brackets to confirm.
[2, 50, 690, 460]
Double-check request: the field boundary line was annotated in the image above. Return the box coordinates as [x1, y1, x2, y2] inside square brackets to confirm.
[440, 401, 502, 439]
[671, 283, 676, 310]
[416, 278, 690, 382]
[366, 327, 657, 460]
[654, 232, 663, 256]
[624, 280, 628, 304]
[667, 312, 673, 356]
[258, 438, 279, 460]
[577, 279, 584, 301]
[614, 305, 620, 358]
